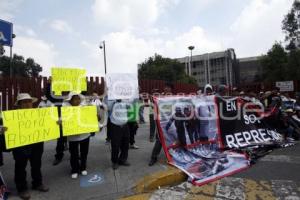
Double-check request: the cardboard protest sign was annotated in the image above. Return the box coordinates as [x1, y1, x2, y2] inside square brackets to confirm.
[61, 106, 99, 136]
[51, 68, 87, 95]
[2, 107, 60, 149]
[106, 73, 139, 100]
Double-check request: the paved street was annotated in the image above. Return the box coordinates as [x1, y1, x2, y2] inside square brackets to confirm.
[1, 121, 168, 200]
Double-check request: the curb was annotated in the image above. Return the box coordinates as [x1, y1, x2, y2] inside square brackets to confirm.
[134, 165, 187, 193]
[120, 165, 187, 199]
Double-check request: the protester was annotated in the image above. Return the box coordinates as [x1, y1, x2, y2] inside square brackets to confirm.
[45, 79, 68, 166]
[128, 99, 139, 149]
[90, 92, 106, 137]
[62, 92, 91, 179]
[216, 85, 227, 97]
[2, 93, 49, 200]
[109, 99, 130, 170]
[203, 84, 213, 95]
[38, 95, 53, 108]
[149, 85, 173, 166]
[138, 97, 145, 124]
[149, 89, 159, 142]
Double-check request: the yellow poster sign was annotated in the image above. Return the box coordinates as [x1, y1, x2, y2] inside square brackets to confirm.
[51, 68, 87, 95]
[2, 107, 60, 149]
[61, 106, 99, 136]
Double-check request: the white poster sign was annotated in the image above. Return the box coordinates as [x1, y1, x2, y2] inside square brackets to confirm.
[106, 73, 139, 100]
[276, 81, 294, 92]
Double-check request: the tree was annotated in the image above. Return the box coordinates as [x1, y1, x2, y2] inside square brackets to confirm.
[282, 0, 300, 50]
[0, 54, 42, 77]
[261, 42, 288, 81]
[138, 54, 197, 84]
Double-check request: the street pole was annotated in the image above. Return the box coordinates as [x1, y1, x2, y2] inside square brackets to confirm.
[188, 46, 195, 76]
[10, 46, 12, 78]
[99, 41, 107, 74]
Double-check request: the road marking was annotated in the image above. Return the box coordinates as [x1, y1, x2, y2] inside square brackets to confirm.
[260, 155, 300, 164]
[149, 178, 300, 200]
[244, 179, 276, 200]
[271, 180, 300, 200]
[214, 177, 245, 200]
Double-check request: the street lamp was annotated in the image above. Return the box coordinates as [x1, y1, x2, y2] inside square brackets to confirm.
[188, 46, 195, 76]
[99, 41, 107, 74]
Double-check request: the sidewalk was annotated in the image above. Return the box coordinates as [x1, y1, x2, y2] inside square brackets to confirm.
[1, 121, 185, 200]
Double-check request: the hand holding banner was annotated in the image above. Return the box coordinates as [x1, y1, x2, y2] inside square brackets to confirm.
[61, 106, 99, 136]
[2, 107, 60, 149]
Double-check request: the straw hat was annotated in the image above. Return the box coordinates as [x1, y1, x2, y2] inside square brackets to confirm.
[14, 93, 37, 106]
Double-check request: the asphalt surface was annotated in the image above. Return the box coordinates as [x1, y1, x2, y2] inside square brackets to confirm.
[1, 122, 168, 200]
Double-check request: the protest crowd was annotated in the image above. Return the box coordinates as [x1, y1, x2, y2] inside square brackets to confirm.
[0, 75, 300, 199]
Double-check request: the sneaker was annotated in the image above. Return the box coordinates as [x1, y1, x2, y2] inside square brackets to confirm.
[81, 170, 88, 176]
[18, 190, 31, 200]
[52, 158, 62, 166]
[118, 161, 130, 166]
[112, 163, 119, 170]
[287, 137, 295, 142]
[149, 138, 155, 143]
[32, 184, 49, 192]
[148, 158, 157, 166]
[130, 144, 139, 149]
[71, 173, 78, 179]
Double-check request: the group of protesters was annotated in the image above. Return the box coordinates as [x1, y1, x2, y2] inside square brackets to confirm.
[0, 81, 300, 200]
[0, 80, 143, 199]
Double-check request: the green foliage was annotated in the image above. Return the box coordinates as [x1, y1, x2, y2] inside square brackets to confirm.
[262, 1, 300, 81]
[0, 54, 42, 77]
[282, 0, 300, 50]
[138, 54, 197, 84]
[261, 42, 288, 81]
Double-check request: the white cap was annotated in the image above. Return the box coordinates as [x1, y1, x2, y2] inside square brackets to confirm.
[15, 93, 38, 106]
[65, 91, 84, 101]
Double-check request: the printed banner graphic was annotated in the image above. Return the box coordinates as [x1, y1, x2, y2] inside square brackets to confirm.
[3, 107, 60, 149]
[51, 68, 87, 95]
[217, 97, 282, 149]
[61, 106, 99, 136]
[154, 95, 282, 186]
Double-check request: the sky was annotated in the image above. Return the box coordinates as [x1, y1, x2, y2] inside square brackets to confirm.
[0, 0, 294, 76]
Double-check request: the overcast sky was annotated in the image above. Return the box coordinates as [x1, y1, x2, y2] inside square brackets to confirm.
[0, 0, 294, 76]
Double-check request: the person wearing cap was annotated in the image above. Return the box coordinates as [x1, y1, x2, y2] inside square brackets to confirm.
[62, 92, 91, 179]
[109, 99, 131, 170]
[203, 84, 213, 96]
[38, 95, 54, 108]
[216, 85, 227, 97]
[2, 93, 49, 200]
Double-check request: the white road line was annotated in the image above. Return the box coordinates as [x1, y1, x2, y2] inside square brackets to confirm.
[215, 177, 245, 200]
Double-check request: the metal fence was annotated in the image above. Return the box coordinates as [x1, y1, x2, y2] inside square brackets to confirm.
[0, 76, 198, 111]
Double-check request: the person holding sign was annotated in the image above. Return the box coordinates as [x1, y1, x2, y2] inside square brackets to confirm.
[1, 93, 49, 200]
[62, 92, 92, 179]
[109, 99, 131, 170]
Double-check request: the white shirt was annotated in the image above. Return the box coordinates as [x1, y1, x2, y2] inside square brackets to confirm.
[109, 101, 129, 126]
